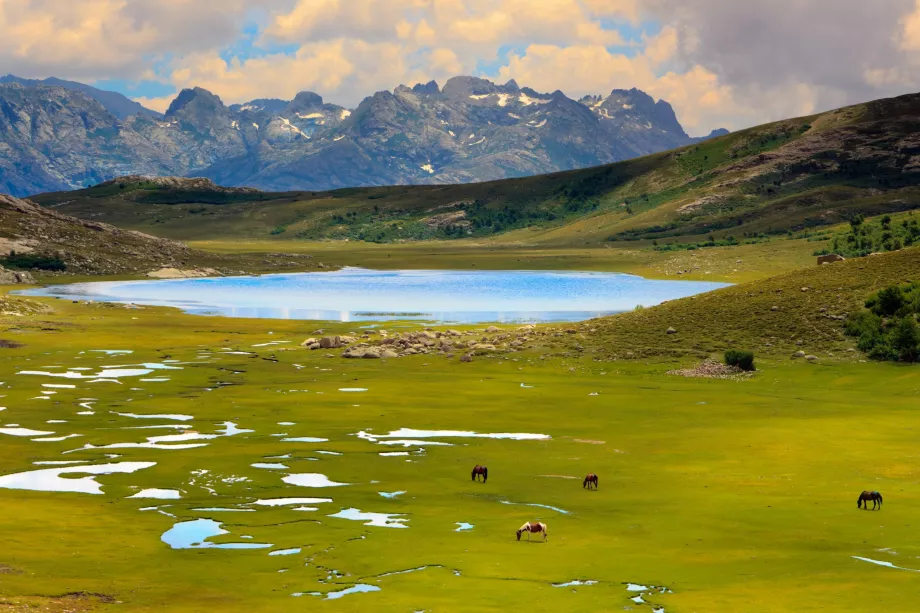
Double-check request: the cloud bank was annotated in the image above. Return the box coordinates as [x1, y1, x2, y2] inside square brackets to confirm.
[3, 0, 920, 134]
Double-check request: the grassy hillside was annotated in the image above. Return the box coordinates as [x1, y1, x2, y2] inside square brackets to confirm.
[0, 192, 319, 278]
[32, 91, 920, 250]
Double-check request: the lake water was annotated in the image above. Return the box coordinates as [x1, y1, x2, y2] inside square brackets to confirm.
[19, 267, 729, 324]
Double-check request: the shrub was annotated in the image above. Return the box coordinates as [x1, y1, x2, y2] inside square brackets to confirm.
[846, 281, 920, 362]
[1, 251, 66, 272]
[725, 349, 756, 371]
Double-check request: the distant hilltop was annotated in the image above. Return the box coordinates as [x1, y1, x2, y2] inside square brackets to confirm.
[0, 75, 727, 197]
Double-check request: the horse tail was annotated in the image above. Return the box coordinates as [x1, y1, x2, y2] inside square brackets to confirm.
[471, 468, 476, 481]
[483, 467, 488, 483]
[878, 492, 883, 505]
[594, 475, 598, 489]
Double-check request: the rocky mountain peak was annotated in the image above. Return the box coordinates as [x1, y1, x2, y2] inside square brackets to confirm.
[165, 87, 227, 118]
[412, 80, 441, 96]
[442, 76, 500, 98]
[290, 91, 324, 110]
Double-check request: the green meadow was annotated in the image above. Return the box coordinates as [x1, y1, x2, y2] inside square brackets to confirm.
[0, 292, 918, 612]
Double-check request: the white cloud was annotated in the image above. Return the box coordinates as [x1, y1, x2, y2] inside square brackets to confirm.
[4, 0, 920, 135]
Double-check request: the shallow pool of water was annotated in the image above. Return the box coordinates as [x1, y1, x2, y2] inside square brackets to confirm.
[161, 518, 272, 550]
[20, 268, 730, 324]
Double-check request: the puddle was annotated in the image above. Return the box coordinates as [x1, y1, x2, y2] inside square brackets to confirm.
[380, 452, 410, 457]
[376, 566, 438, 578]
[328, 508, 408, 528]
[339, 388, 368, 393]
[193, 507, 255, 512]
[304, 584, 381, 600]
[74, 431, 215, 452]
[140, 378, 171, 383]
[129, 489, 181, 500]
[96, 369, 155, 378]
[217, 422, 253, 436]
[315, 451, 342, 456]
[91, 350, 133, 355]
[632, 595, 646, 604]
[269, 548, 302, 556]
[379, 491, 406, 499]
[43, 384, 76, 389]
[455, 523, 474, 532]
[140, 363, 182, 370]
[627, 584, 650, 591]
[33, 434, 83, 442]
[852, 556, 920, 572]
[0, 462, 156, 494]
[520, 383, 534, 388]
[33, 461, 87, 466]
[161, 518, 272, 550]
[113, 412, 194, 421]
[281, 437, 329, 443]
[278, 422, 297, 426]
[553, 580, 598, 588]
[283, 474, 350, 488]
[500, 500, 569, 514]
[358, 429, 550, 442]
[0, 427, 55, 437]
[253, 498, 333, 507]
[252, 463, 288, 470]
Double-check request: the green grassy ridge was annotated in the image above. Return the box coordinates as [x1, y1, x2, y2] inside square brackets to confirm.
[566, 246, 920, 360]
[31, 91, 920, 247]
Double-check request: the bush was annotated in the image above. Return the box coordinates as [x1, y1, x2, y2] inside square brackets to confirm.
[1, 251, 66, 272]
[846, 281, 920, 362]
[725, 349, 756, 371]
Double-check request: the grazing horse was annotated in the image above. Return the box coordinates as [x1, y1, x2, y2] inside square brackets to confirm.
[516, 521, 548, 542]
[583, 473, 599, 490]
[471, 465, 488, 483]
[858, 491, 883, 510]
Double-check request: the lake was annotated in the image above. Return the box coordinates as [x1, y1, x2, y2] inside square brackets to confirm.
[20, 268, 729, 324]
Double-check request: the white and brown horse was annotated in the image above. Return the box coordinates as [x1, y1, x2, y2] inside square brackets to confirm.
[583, 473, 598, 490]
[858, 491, 883, 510]
[516, 521, 548, 542]
[472, 465, 488, 482]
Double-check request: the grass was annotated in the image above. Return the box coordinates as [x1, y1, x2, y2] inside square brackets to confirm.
[0, 287, 919, 612]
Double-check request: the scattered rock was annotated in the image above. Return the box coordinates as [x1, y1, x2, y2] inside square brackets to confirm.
[460, 354, 473, 363]
[792, 351, 807, 359]
[0, 265, 35, 284]
[666, 327, 678, 335]
[805, 355, 819, 362]
[147, 267, 219, 279]
[0, 339, 24, 348]
[485, 326, 501, 333]
[668, 360, 750, 379]
[771, 306, 780, 312]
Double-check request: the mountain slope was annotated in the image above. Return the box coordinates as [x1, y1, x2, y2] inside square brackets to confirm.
[0, 191, 317, 276]
[0, 74, 160, 119]
[32, 90, 920, 248]
[0, 76, 713, 197]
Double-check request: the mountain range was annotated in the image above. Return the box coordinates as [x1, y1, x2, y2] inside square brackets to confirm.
[0, 75, 726, 197]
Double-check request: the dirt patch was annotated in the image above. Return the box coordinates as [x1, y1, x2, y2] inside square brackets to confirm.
[0, 340, 23, 349]
[0, 592, 116, 613]
[571, 438, 606, 445]
[667, 359, 752, 379]
[0, 564, 21, 574]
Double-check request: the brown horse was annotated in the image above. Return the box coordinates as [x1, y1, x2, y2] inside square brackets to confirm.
[858, 491, 883, 510]
[471, 465, 488, 483]
[516, 521, 548, 541]
[583, 473, 599, 490]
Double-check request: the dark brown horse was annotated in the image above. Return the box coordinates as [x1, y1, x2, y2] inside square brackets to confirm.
[471, 465, 488, 483]
[858, 491, 883, 510]
[583, 473, 599, 490]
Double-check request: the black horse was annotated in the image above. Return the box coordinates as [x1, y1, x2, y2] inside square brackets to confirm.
[858, 491, 883, 510]
[583, 473, 599, 490]
[472, 465, 488, 483]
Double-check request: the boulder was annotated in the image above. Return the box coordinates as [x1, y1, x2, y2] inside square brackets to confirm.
[485, 326, 501, 333]
[300, 337, 318, 347]
[792, 351, 806, 359]
[666, 327, 678, 335]
[460, 354, 473, 363]
[0, 266, 35, 284]
[805, 355, 819, 362]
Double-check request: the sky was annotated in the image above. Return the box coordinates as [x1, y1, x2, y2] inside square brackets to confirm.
[3, 0, 920, 135]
